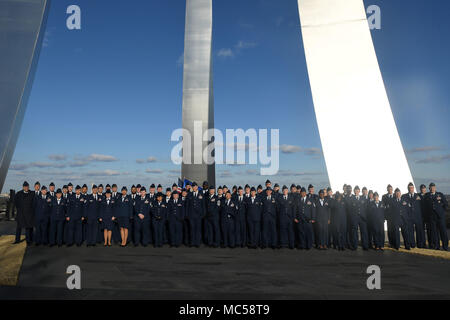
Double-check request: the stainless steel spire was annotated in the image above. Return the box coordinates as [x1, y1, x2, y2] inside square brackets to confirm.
[181, 0, 216, 186]
[0, 0, 51, 192]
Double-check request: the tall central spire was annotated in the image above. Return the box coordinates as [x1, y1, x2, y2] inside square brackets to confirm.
[181, 0, 216, 186]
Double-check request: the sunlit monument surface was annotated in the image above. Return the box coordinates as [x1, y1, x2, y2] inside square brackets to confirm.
[297, 0, 414, 194]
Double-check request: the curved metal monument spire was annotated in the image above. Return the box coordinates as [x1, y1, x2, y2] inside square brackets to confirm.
[0, 0, 51, 192]
[181, 0, 216, 186]
[297, 0, 414, 193]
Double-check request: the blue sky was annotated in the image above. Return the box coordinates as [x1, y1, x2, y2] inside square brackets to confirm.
[4, 0, 450, 193]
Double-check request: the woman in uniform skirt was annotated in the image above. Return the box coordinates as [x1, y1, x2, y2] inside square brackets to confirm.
[100, 190, 115, 246]
[115, 187, 133, 247]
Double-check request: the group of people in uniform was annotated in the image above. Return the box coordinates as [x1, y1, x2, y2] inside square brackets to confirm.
[11, 179, 449, 251]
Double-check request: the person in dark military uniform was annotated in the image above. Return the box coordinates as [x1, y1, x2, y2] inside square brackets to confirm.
[151, 193, 167, 248]
[330, 192, 347, 251]
[33, 181, 41, 197]
[14, 182, 35, 245]
[419, 184, 433, 248]
[167, 191, 185, 247]
[348, 186, 369, 250]
[84, 185, 101, 247]
[264, 180, 272, 192]
[134, 187, 151, 247]
[261, 188, 278, 249]
[62, 185, 69, 202]
[49, 189, 67, 247]
[147, 184, 155, 202]
[257, 185, 264, 199]
[48, 182, 56, 198]
[314, 190, 331, 250]
[114, 186, 132, 247]
[221, 191, 237, 248]
[277, 186, 295, 249]
[181, 188, 190, 246]
[33, 186, 51, 246]
[391, 188, 412, 250]
[66, 185, 85, 247]
[295, 187, 315, 250]
[368, 192, 386, 251]
[205, 186, 221, 248]
[273, 184, 281, 199]
[244, 185, 251, 199]
[97, 184, 104, 198]
[235, 187, 247, 247]
[402, 182, 426, 248]
[425, 183, 448, 251]
[67, 183, 74, 197]
[186, 182, 205, 248]
[382, 184, 395, 248]
[245, 187, 262, 248]
[99, 190, 115, 246]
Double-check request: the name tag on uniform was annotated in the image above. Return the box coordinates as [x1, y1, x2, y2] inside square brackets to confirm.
[211, 199, 216, 202]
[145, 200, 149, 204]
[177, 204, 182, 207]
[307, 201, 312, 205]
[199, 196, 203, 199]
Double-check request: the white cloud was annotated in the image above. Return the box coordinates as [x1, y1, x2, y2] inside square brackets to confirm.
[86, 170, 121, 176]
[136, 157, 158, 164]
[416, 154, 450, 164]
[279, 145, 302, 154]
[407, 146, 444, 154]
[217, 48, 234, 58]
[145, 169, 163, 174]
[48, 154, 67, 161]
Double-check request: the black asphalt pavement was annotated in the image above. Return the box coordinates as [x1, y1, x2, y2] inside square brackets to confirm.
[0, 242, 449, 300]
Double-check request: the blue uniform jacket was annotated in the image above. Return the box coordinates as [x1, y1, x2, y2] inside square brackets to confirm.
[151, 201, 167, 221]
[134, 196, 152, 220]
[100, 198, 116, 221]
[167, 199, 185, 222]
[115, 195, 133, 218]
[187, 192, 205, 219]
[205, 194, 221, 220]
[277, 195, 295, 226]
[50, 198, 67, 221]
[245, 197, 262, 222]
[67, 194, 86, 220]
[84, 194, 101, 221]
[34, 195, 52, 221]
[261, 196, 277, 221]
[296, 197, 316, 222]
[221, 199, 237, 221]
